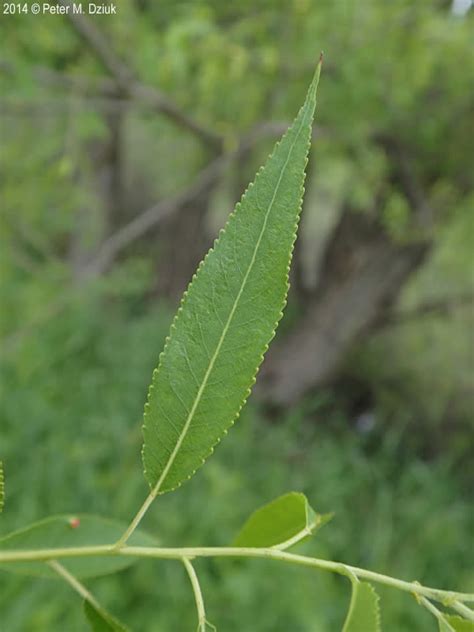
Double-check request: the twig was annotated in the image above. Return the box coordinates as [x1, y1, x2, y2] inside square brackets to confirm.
[84, 119, 305, 277]
[48, 560, 103, 610]
[58, 0, 222, 149]
[419, 596, 453, 628]
[182, 558, 211, 632]
[1, 545, 472, 606]
[0, 95, 129, 115]
[451, 600, 474, 622]
[34, 65, 118, 95]
[59, 0, 132, 87]
[83, 156, 224, 278]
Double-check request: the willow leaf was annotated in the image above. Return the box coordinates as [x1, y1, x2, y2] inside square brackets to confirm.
[232, 492, 332, 549]
[142, 59, 322, 494]
[342, 580, 381, 632]
[0, 514, 157, 578]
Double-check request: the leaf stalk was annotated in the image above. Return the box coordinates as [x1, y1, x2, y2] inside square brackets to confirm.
[48, 560, 104, 612]
[182, 557, 209, 631]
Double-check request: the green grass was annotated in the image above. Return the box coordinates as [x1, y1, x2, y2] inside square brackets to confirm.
[1, 299, 472, 631]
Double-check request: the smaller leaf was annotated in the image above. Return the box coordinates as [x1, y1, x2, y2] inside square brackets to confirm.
[439, 615, 474, 632]
[84, 600, 129, 632]
[0, 462, 4, 514]
[342, 580, 381, 632]
[232, 492, 332, 549]
[0, 514, 157, 578]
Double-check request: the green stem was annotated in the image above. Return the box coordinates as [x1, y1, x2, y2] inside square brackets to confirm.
[1, 544, 472, 606]
[419, 596, 452, 628]
[48, 560, 103, 611]
[114, 490, 156, 549]
[182, 557, 207, 631]
[452, 600, 474, 622]
[272, 525, 312, 551]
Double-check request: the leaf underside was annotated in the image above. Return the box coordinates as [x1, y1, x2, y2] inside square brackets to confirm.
[0, 514, 157, 578]
[142, 61, 322, 494]
[233, 491, 331, 548]
[342, 581, 381, 632]
[84, 600, 130, 632]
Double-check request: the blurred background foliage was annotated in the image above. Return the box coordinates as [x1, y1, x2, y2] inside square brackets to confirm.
[0, 0, 473, 630]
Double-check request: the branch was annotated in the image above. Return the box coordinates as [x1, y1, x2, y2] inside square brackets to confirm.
[59, 0, 222, 149]
[1, 544, 473, 606]
[128, 83, 223, 149]
[451, 601, 474, 622]
[182, 558, 213, 632]
[34, 65, 118, 96]
[419, 596, 453, 629]
[48, 560, 106, 611]
[0, 95, 128, 116]
[58, 0, 131, 84]
[48, 560, 129, 629]
[84, 120, 310, 278]
[83, 156, 224, 278]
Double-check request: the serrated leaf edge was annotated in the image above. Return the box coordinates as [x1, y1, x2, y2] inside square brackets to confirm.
[142, 64, 321, 494]
[342, 580, 381, 632]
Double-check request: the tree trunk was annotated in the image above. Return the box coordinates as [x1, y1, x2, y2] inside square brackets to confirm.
[154, 180, 216, 300]
[257, 208, 430, 405]
[69, 108, 124, 281]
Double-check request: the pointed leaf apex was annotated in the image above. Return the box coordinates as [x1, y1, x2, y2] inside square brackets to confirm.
[309, 54, 323, 102]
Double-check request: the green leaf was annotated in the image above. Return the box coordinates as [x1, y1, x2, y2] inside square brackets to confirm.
[342, 580, 381, 632]
[84, 599, 130, 632]
[0, 462, 4, 514]
[0, 514, 157, 578]
[232, 492, 332, 548]
[439, 615, 474, 632]
[143, 59, 322, 494]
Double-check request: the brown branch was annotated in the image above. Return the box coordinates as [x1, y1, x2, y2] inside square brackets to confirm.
[126, 83, 222, 150]
[83, 158, 224, 278]
[34, 66, 118, 95]
[59, 0, 222, 150]
[83, 120, 304, 277]
[58, 0, 131, 86]
[0, 96, 129, 116]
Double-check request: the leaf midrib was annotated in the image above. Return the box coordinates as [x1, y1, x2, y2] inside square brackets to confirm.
[150, 113, 308, 494]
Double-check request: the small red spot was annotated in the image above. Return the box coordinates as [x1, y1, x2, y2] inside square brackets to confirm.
[68, 517, 80, 529]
